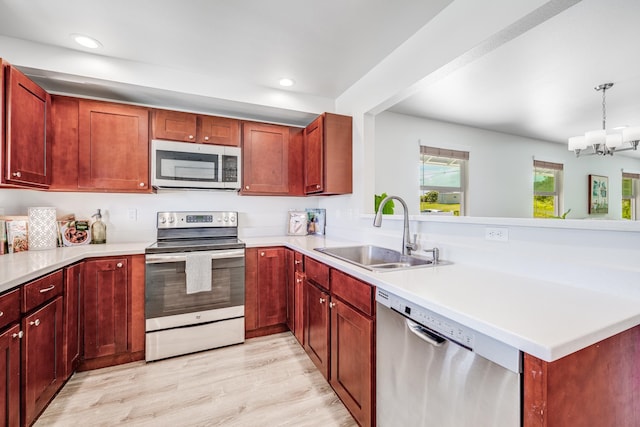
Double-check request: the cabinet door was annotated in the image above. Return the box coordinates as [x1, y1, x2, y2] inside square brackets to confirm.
[0, 324, 21, 427]
[303, 115, 323, 194]
[78, 100, 150, 192]
[4, 65, 51, 187]
[257, 247, 287, 328]
[49, 96, 80, 190]
[83, 258, 128, 359]
[304, 281, 330, 379]
[151, 110, 197, 142]
[63, 262, 83, 379]
[241, 122, 290, 194]
[285, 249, 295, 332]
[22, 296, 64, 426]
[330, 298, 374, 427]
[197, 115, 240, 146]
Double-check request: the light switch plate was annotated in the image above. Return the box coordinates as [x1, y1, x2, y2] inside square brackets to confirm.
[127, 208, 137, 221]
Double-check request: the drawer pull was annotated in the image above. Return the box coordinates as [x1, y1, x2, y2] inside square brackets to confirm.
[296, 278, 302, 284]
[30, 319, 41, 327]
[39, 285, 55, 293]
[117, 262, 123, 268]
[12, 331, 23, 339]
[0, 311, 3, 317]
[329, 302, 337, 308]
[294, 260, 302, 265]
[12, 171, 22, 178]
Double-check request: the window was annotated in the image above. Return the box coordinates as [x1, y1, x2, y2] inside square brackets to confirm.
[419, 146, 468, 216]
[622, 172, 639, 220]
[533, 160, 563, 218]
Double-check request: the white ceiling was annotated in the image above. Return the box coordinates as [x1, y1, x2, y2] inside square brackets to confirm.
[1, 0, 639, 155]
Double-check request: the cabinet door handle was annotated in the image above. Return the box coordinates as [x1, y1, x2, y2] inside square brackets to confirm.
[139, 182, 145, 187]
[12, 171, 21, 178]
[188, 135, 194, 140]
[294, 260, 302, 265]
[245, 185, 250, 190]
[329, 302, 336, 308]
[0, 311, 3, 317]
[204, 136, 210, 141]
[296, 278, 302, 284]
[319, 297, 326, 304]
[316, 184, 321, 189]
[260, 252, 265, 257]
[39, 285, 55, 293]
[30, 319, 41, 327]
[117, 262, 123, 268]
[12, 331, 23, 339]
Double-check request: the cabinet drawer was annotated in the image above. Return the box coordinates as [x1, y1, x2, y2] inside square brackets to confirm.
[305, 257, 329, 290]
[294, 252, 304, 272]
[22, 270, 64, 313]
[330, 269, 374, 316]
[0, 288, 21, 329]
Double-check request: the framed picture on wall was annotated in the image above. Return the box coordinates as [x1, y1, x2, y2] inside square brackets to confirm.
[588, 174, 608, 214]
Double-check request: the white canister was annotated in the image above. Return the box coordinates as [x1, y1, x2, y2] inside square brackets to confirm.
[28, 207, 58, 250]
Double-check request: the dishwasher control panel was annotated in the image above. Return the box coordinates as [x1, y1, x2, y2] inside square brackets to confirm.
[377, 289, 475, 350]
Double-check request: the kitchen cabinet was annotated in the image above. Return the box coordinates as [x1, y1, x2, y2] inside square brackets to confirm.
[245, 247, 288, 338]
[303, 113, 352, 195]
[63, 262, 83, 380]
[523, 325, 640, 427]
[21, 270, 65, 427]
[302, 257, 375, 426]
[329, 269, 374, 427]
[0, 288, 21, 427]
[77, 99, 150, 192]
[285, 249, 305, 345]
[1, 60, 51, 188]
[241, 122, 304, 195]
[151, 109, 240, 146]
[81, 255, 145, 370]
[49, 95, 80, 190]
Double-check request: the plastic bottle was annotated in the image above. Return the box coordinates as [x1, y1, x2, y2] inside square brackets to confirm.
[91, 209, 107, 244]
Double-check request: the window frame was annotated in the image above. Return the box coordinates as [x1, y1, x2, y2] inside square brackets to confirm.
[533, 160, 564, 218]
[419, 146, 468, 216]
[622, 172, 639, 220]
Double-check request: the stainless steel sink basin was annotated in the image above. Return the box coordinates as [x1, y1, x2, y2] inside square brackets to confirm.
[314, 245, 442, 271]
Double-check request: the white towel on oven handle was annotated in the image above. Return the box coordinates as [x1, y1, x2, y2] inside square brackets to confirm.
[185, 252, 212, 294]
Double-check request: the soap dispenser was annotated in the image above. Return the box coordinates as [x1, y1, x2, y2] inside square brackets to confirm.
[91, 209, 107, 244]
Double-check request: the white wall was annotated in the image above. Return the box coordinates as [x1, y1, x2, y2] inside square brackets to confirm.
[374, 111, 640, 218]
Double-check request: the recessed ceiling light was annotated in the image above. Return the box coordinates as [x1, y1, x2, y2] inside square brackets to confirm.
[71, 34, 102, 49]
[279, 78, 295, 87]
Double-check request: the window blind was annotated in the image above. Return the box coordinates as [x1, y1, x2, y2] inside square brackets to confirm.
[533, 160, 563, 170]
[420, 146, 469, 160]
[623, 172, 640, 179]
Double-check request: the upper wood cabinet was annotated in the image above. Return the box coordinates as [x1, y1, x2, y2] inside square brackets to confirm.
[77, 100, 150, 192]
[2, 60, 51, 188]
[304, 113, 352, 195]
[151, 109, 240, 146]
[241, 122, 293, 195]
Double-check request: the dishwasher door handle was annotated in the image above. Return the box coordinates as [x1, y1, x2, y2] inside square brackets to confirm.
[406, 319, 446, 347]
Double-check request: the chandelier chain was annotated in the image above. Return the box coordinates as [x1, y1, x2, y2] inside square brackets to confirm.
[601, 85, 606, 130]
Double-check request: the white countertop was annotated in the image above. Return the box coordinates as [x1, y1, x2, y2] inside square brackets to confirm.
[2, 236, 640, 363]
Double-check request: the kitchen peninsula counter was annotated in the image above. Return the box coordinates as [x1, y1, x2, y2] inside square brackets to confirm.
[2, 236, 639, 363]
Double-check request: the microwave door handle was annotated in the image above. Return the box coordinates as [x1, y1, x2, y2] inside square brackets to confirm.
[145, 249, 245, 264]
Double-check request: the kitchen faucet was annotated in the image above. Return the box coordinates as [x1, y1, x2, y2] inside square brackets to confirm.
[373, 195, 417, 255]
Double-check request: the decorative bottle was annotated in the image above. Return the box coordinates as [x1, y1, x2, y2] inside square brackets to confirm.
[91, 209, 107, 244]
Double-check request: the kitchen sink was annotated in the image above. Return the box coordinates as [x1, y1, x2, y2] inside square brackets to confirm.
[314, 245, 442, 272]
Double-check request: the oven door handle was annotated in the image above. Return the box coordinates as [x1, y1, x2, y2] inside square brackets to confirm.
[145, 249, 245, 264]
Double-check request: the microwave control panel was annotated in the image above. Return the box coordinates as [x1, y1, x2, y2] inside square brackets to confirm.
[157, 211, 237, 228]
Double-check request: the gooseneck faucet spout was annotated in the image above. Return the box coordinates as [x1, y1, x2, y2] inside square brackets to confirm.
[373, 195, 417, 255]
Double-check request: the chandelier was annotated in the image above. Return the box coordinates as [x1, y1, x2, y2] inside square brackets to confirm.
[568, 82, 640, 156]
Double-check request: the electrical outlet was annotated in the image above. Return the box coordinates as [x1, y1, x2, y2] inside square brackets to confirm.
[127, 208, 137, 221]
[485, 227, 508, 242]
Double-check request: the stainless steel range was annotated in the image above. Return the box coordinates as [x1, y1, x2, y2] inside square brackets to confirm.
[145, 211, 245, 362]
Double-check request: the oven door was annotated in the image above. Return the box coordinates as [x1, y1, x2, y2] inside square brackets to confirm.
[145, 249, 245, 328]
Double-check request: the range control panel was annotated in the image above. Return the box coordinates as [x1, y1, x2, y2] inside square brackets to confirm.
[376, 288, 475, 350]
[157, 211, 237, 229]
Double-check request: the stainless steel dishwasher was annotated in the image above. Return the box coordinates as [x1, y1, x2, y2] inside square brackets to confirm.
[376, 289, 522, 427]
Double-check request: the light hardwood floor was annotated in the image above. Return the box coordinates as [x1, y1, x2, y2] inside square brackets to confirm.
[35, 332, 357, 427]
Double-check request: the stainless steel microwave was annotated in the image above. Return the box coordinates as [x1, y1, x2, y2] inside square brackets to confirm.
[151, 139, 241, 190]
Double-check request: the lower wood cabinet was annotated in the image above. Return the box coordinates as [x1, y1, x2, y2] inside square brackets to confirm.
[22, 296, 64, 426]
[304, 281, 331, 378]
[81, 255, 145, 370]
[245, 247, 288, 338]
[63, 262, 83, 379]
[0, 323, 21, 427]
